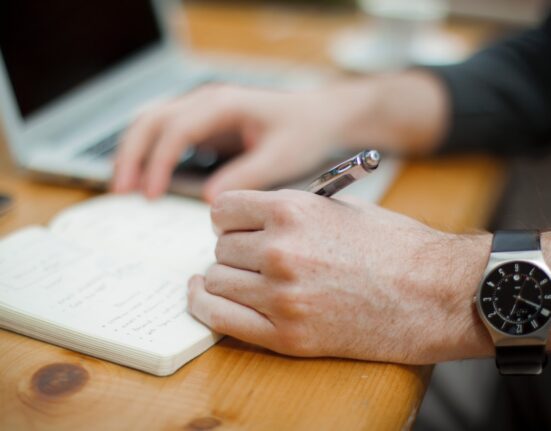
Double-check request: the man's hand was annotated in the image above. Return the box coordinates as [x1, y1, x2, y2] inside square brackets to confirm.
[112, 85, 350, 201]
[112, 72, 447, 202]
[187, 189, 494, 364]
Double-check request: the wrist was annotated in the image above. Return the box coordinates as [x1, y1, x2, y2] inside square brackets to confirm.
[434, 232, 495, 361]
[325, 71, 449, 155]
[444, 231, 551, 361]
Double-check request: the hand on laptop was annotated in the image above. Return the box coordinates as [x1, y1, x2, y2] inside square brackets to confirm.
[187, 189, 494, 363]
[113, 84, 352, 202]
[112, 73, 447, 202]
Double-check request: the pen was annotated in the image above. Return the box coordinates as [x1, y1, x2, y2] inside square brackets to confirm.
[306, 150, 380, 197]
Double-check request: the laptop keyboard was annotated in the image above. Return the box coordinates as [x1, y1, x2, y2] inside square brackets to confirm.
[78, 129, 122, 160]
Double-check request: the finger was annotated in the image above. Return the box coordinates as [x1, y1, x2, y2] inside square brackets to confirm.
[140, 121, 194, 198]
[203, 134, 288, 202]
[210, 190, 276, 233]
[187, 275, 275, 345]
[204, 264, 273, 313]
[215, 231, 265, 272]
[113, 104, 173, 193]
[142, 92, 251, 198]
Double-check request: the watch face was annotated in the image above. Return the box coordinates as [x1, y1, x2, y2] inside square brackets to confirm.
[479, 261, 551, 335]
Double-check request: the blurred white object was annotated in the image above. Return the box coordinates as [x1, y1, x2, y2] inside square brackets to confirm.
[361, 0, 448, 25]
[329, 0, 468, 73]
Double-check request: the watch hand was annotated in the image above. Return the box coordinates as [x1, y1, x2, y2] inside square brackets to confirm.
[508, 302, 518, 318]
[507, 277, 531, 319]
[513, 295, 540, 309]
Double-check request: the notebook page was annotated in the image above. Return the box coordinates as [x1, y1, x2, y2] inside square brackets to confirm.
[48, 194, 217, 275]
[0, 227, 215, 359]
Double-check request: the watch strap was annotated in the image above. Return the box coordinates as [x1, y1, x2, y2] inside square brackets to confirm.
[496, 345, 548, 376]
[492, 230, 540, 253]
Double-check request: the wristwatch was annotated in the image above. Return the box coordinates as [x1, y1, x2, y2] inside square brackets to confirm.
[475, 230, 551, 375]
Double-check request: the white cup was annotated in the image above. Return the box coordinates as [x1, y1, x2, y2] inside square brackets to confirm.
[357, 0, 449, 69]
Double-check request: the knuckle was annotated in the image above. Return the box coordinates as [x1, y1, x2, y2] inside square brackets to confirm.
[263, 241, 305, 281]
[271, 287, 307, 317]
[158, 122, 189, 148]
[265, 242, 286, 262]
[264, 243, 293, 277]
[269, 198, 302, 227]
[163, 118, 187, 137]
[166, 116, 201, 143]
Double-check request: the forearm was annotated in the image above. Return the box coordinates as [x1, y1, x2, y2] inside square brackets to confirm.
[327, 15, 551, 157]
[326, 71, 450, 155]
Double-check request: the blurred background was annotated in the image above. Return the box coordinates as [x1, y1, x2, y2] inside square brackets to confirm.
[182, 0, 544, 68]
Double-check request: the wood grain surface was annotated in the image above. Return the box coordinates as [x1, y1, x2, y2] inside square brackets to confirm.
[0, 3, 506, 430]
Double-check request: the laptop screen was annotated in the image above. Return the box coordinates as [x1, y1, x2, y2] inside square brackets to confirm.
[0, 0, 162, 119]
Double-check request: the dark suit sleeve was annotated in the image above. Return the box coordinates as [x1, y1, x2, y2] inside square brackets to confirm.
[428, 14, 551, 154]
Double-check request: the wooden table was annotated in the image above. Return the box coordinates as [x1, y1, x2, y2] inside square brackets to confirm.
[0, 3, 506, 430]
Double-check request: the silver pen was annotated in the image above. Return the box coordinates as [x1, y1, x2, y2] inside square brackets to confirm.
[306, 150, 380, 197]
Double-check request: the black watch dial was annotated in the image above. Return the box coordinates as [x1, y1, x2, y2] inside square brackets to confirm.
[479, 261, 551, 335]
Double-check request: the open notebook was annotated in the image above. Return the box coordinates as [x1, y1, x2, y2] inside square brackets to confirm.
[0, 158, 400, 376]
[0, 194, 219, 376]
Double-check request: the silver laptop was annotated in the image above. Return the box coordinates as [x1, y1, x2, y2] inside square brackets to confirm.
[0, 0, 307, 193]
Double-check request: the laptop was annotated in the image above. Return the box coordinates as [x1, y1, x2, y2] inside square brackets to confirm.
[0, 0, 400, 201]
[0, 0, 311, 193]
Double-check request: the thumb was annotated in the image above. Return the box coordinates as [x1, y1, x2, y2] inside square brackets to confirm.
[203, 144, 283, 203]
